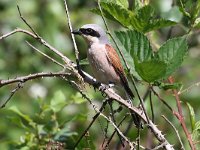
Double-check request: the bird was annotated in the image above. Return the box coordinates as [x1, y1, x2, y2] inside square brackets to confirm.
[72, 24, 141, 127]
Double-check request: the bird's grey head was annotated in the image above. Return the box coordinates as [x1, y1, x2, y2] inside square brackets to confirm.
[72, 24, 109, 44]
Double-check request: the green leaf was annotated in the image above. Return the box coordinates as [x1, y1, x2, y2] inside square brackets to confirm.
[135, 59, 167, 82]
[91, 2, 133, 28]
[177, 0, 191, 18]
[156, 37, 188, 78]
[144, 19, 176, 33]
[92, 2, 176, 33]
[117, 0, 129, 8]
[71, 92, 86, 104]
[115, 30, 152, 62]
[186, 102, 196, 131]
[115, 30, 152, 79]
[192, 121, 200, 143]
[194, 17, 200, 28]
[191, 0, 200, 20]
[101, 0, 129, 8]
[8, 106, 35, 128]
[50, 90, 66, 113]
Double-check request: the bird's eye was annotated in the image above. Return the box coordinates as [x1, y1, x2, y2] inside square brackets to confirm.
[86, 28, 93, 33]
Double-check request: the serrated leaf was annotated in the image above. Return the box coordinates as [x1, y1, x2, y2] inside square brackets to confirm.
[115, 30, 152, 79]
[50, 90, 66, 112]
[91, 2, 133, 28]
[192, 121, 200, 142]
[156, 37, 188, 78]
[101, 0, 129, 8]
[177, 0, 191, 18]
[115, 30, 152, 62]
[135, 59, 167, 82]
[144, 19, 176, 33]
[186, 102, 196, 131]
[92, 2, 176, 33]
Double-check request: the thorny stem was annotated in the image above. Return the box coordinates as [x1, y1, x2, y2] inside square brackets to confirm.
[168, 76, 195, 150]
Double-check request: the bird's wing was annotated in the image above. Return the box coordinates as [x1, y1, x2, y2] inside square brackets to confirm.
[105, 44, 134, 98]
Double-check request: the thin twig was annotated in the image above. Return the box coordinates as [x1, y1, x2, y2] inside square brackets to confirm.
[162, 115, 185, 150]
[105, 114, 128, 148]
[26, 41, 65, 68]
[151, 87, 173, 112]
[63, 0, 80, 64]
[17, 5, 39, 37]
[73, 99, 108, 148]
[0, 82, 23, 108]
[178, 81, 200, 95]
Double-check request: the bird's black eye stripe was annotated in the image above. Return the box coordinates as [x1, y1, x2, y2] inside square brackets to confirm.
[79, 28, 100, 37]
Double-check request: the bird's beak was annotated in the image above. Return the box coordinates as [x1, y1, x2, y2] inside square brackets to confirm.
[72, 29, 82, 35]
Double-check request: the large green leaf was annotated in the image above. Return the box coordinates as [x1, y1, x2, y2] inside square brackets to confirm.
[92, 2, 176, 33]
[135, 59, 167, 82]
[115, 30, 152, 62]
[91, 2, 133, 29]
[115, 30, 152, 79]
[156, 37, 188, 78]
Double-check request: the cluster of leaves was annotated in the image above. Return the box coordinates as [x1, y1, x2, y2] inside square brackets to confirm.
[5, 90, 89, 149]
[92, 1, 189, 84]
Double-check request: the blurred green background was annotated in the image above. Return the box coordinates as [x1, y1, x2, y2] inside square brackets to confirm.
[0, 0, 200, 149]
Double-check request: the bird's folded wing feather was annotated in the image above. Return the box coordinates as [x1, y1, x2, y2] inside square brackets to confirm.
[105, 44, 134, 98]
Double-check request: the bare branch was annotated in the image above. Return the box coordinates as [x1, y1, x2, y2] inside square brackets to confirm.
[63, 0, 79, 64]
[0, 72, 70, 88]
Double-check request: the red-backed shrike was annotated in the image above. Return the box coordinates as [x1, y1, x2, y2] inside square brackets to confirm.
[72, 24, 134, 100]
[72, 24, 141, 127]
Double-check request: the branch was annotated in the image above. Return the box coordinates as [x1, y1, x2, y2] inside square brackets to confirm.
[0, 72, 70, 88]
[168, 76, 195, 150]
